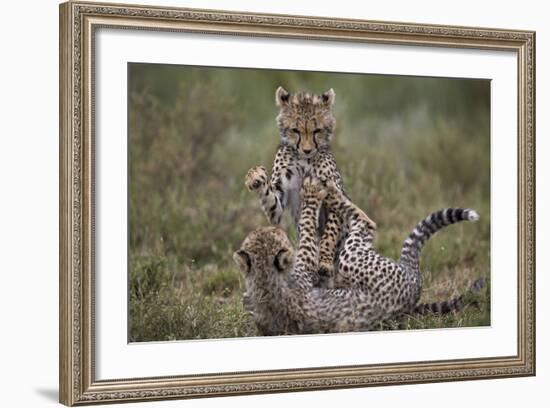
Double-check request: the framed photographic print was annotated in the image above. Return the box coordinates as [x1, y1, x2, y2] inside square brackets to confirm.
[59, 1, 536, 405]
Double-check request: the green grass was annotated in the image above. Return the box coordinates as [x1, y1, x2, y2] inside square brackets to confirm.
[128, 64, 491, 342]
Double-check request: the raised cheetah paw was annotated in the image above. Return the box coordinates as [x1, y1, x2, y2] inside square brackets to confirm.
[300, 177, 328, 202]
[245, 166, 268, 192]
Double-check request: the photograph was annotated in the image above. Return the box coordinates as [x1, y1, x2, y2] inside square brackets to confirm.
[128, 63, 491, 342]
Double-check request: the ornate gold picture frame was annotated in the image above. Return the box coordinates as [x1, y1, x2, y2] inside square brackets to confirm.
[59, 1, 535, 405]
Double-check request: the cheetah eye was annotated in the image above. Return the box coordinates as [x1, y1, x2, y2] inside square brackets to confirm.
[291, 128, 301, 135]
[313, 128, 322, 135]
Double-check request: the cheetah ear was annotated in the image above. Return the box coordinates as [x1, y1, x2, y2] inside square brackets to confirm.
[274, 249, 292, 272]
[233, 250, 251, 274]
[275, 86, 290, 107]
[321, 88, 335, 107]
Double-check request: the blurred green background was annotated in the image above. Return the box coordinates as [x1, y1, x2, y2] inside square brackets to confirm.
[128, 63, 491, 342]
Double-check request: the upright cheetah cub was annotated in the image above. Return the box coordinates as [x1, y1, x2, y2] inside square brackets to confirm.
[235, 178, 482, 335]
[245, 87, 376, 286]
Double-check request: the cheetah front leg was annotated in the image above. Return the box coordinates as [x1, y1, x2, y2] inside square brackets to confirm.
[325, 181, 376, 247]
[245, 147, 297, 226]
[245, 165, 286, 225]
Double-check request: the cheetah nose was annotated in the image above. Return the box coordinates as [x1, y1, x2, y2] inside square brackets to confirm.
[303, 149, 312, 154]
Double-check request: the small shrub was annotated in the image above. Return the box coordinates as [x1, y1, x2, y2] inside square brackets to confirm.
[202, 268, 242, 297]
[129, 257, 170, 300]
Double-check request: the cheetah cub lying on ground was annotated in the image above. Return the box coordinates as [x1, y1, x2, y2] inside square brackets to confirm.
[234, 178, 482, 335]
[245, 87, 375, 286]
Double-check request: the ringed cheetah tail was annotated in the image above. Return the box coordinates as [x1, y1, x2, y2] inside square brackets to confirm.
[399, 208, 479, 274]
[413, 277, 486, 315]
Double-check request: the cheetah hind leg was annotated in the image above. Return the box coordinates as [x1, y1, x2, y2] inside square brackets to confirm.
[324, 181, 377, 233]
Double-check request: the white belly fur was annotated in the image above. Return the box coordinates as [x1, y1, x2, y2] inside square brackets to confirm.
[284, 158, 315, 231]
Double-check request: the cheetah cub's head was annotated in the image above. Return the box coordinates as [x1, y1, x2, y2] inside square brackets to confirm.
[233, 227, 294, 279]
[275, 86, 336, 159]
